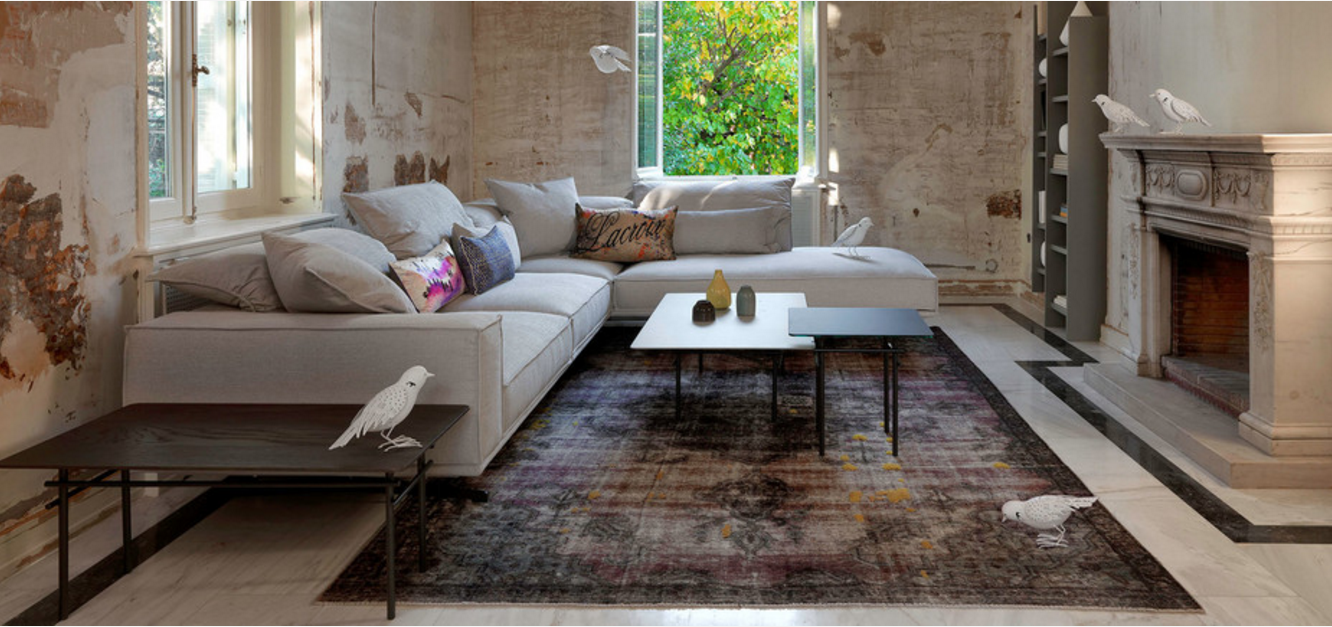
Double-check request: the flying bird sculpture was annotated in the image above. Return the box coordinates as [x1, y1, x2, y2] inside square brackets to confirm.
[1150, 89, 1211, 134]
[832, 217, 874, 259]
[589, 45, 632, 74]
[329, 366, 434, 452]
[1002, 495, 1099, 548]
[1093, 94, 1149, 133]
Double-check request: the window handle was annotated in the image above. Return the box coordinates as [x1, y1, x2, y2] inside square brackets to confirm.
[190, 54, 210, 87]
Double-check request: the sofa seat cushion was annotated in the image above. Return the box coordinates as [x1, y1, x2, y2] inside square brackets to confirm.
[612, 246, 938, 317]
[517, 254, 623, 282]
[445, 272, 610, 352]
[498, 312, 573, 431]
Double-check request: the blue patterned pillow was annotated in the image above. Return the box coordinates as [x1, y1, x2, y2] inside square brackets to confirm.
[454, 225, 516, 295]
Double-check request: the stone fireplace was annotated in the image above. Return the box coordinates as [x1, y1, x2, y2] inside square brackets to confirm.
[1091, 134, 1332, 488]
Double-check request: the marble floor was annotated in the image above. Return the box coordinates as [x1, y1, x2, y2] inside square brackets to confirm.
[3, 305, 1331, 625]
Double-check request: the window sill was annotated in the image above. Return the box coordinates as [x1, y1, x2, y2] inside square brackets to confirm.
[141, 212, 335, 259]
[635, 172, 825, 190]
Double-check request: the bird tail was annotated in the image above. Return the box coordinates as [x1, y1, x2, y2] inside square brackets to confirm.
[329, 427, 356, 450]
[1199, 115, 1212, 127]
[1067, 496, 1098, 509]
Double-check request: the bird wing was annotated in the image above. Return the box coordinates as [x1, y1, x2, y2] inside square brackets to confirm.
[613, 57, 631, 73]
[1109, 102, 1149, 126]
[606, 45, 631, 62]
[328, 384, 405, 449]
[832, 223, 858, 246]
[1169, 98, 1210, 125]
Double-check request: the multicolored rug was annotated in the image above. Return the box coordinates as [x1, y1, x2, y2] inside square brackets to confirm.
[321, 328, 1198, 611]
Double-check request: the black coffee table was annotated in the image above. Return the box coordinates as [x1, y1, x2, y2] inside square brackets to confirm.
[0, 403, 468, 621]
[788, 308, 933, 456]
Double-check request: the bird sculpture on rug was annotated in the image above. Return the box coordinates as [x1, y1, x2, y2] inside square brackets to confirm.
[1093, 94, 1149, 133]
[1150, 89, 1211, 134]
[832, 217, 874, 259]
[329, 366, 434, 451]
[589, 45, 632, 74]
[1001, 494, 1099, 548]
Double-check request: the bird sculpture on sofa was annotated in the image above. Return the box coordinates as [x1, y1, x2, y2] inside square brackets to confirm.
[1002, 494, 1099, 548]
[589, 45, 632, 73]
[832, 217, 873, 259]
[330, 366, 434, 451]
[1150, 89, 1211, 134]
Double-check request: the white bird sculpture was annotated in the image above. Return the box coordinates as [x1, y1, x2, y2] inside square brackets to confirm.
[1002, 495, 1099, 548]
[1150, 89, 1211, 134]
[329, 366, 435, 451]
[589, 45, 632, 74]
[1093, 94, 1149, 133]
[832, 217, 873, 258]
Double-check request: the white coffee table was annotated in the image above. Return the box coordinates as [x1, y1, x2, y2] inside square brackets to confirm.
[631, 292, 814, 420]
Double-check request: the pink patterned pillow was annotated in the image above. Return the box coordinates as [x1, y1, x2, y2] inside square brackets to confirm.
[389, 241, 466, 312]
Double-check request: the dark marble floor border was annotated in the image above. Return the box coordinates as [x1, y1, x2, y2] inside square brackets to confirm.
[982, 303, 1332, 544]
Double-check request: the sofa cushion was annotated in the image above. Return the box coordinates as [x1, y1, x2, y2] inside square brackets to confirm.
[497, 312, 573, 431]
[633, 177, 795, 251]
[674, 206, 787, 255]
[263, 232, 414, 314]
[517, 254, 623, 282]
[454, 219, 522, 270]
[486, 177, 580, 257]
[445, 272, 610, 353]
[454, 225, 516, 295]
[389, 241, 466, 313]
[612, 247, 938, 316]
[572, 205, 677, 263]
[343, 181, 473, 259]
[150, 242, 284, 312]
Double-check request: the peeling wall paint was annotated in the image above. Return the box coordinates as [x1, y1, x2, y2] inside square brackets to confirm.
[321, 1, 473, 219]
[472, 2, 635, 198]
[0, 1, 139, 576]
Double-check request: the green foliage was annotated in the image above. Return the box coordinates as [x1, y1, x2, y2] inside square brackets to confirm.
[662, 1, 799, 176]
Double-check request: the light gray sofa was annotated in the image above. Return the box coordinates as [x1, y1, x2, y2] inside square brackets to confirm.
[124, 188, 937, 477]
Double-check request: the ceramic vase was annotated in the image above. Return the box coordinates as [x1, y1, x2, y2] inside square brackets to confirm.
[1058, 124, 1069, 154]
[692, 300, 716, 323]
[706, 270, 731, 310]
[1060, 1, 1091, 46]
[736, 285, 756, 317]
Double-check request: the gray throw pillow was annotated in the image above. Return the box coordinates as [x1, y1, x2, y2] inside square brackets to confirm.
[674, 207, 788, 255]
[150, 242, 284, 312]
[293, 227, 397, 274]
[262, 232, 414, 314]
[342, 181, 473, 259]
[485, 177, 580, 257]
[454, 219, 521, 270]
[633, 177, 796, 251]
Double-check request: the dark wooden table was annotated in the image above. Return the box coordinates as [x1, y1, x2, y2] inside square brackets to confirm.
[0, 403, 468, 621]
[788, 308, 933, 456]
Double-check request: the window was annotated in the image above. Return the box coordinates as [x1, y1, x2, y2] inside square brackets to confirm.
[636, 1, 819, 178]
[146, 1, 320, 229]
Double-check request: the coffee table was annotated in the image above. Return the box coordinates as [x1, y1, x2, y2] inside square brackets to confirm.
[788, 308, 933, 457]
[631, 293, 814, 420]
[0, 403, 468, 621]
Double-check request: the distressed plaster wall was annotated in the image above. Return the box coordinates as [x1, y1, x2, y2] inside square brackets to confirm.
[0, 2, 139, 574]
[321, 1, 473, 217]
[825, 1, 1032, 296]
[1103, 2, 1332, 346]
[472, 2, 635, 198]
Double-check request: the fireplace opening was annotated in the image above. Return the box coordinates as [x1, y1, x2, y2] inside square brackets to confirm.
[1163, 236, 1251, 417]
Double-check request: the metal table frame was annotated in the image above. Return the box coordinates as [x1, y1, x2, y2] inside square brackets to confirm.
[813, 337, 903, 456]
[672, 351, 785, 420]
[46, 455, 436, 621]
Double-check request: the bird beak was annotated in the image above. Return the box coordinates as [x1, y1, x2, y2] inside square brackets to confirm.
[426, 373, 436, 378]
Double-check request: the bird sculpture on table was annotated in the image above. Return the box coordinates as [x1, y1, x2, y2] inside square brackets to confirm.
[832, 217, 874, 259]
[329, 366, 434, 451]
[1150, 89, 1211, 134]
[1002, 495, 1099, 548]
[589, 45, 632, 74]
[1093, 94, 1149, 133]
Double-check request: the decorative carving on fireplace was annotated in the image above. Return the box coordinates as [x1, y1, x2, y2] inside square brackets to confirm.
[1248, 251, 1273, 351]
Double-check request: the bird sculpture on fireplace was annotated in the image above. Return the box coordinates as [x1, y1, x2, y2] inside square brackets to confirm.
[1001, 494, 1099, 548]
[1093, 94, 1149, 133]
[589, 45, 632, 73]
[329, 366, 434, 451]
[832, 217, 874, 259]
[1150, 89, 1211, 134]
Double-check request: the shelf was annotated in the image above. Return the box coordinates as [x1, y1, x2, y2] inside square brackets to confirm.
[1050, 300, 1068, 315]
[1051, 214, 1068, 224]
[1037, 222, 1046, 231]
[1037, 131, 1047, 138]
[1037, 267, 1046, 276]
[1038, 34, 1047, 43]
[1052, 94, 1069, 103]
[1052, 46, 1069, 57]
[1037, 78, 1047, 87]
[1037, 152, 1046, 159]
[1050, 168, 1068, 176]
[1050, 244, 1068, 256]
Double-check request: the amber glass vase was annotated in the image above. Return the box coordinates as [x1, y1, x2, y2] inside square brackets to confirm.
[706, 269, 731, 310]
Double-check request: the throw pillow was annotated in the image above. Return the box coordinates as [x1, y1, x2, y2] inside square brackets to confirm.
[292, 227, 398, 273]
[150, 242, 284, 312]
[453, 225, 516, 295]
[633, 177, 796, 251]
[390, 241, 466, 313]
[485, 177, 579, 257]
[342, 181, 473, 259]
[674, 206, 788, 255]
[453, 219, 521, 270]
[572, 205, 677, 263]
[262, 232, 414, 314]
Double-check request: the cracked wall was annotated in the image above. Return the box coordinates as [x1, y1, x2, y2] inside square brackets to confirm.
[321, 1, 473, 221]
[0, 2, 138, 576]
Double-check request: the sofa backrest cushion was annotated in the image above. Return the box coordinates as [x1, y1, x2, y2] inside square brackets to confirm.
[674, 206, 788, 255]
[150, 242, 284, 312]
[343, 181, 473, 260]
[485, 177, 581, 258]
[263, 231, 414, 314]
[632, 177, 795, 251]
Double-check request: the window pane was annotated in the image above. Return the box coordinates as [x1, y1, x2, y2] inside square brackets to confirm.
[636, 1, 659, 171]
[662, 1, 800, 176]
[798, 0, 817, 174]
[196, 1, 252, 195]
[147, 0, 170, 198]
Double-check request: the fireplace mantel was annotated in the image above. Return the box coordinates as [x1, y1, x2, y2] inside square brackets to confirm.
[1095, 133, 1332, 469]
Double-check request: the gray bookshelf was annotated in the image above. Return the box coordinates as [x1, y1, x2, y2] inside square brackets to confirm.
[1030, 2, 1108, 341]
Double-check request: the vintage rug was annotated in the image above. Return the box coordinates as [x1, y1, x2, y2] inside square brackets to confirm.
[321, 328, 1198, 611]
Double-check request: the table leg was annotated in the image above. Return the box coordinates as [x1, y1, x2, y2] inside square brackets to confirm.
[771, 352, 779, 420]
[674, 353, 682, 420]
[57, 469, 69, 620]
[698, 353, 704, 373]
[816, 342, 826, 456]
[384, 472, 396, 620]
[121, 469, 133, 574]
[417, 458, 427, 572]
[892, 349, 900, 457]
